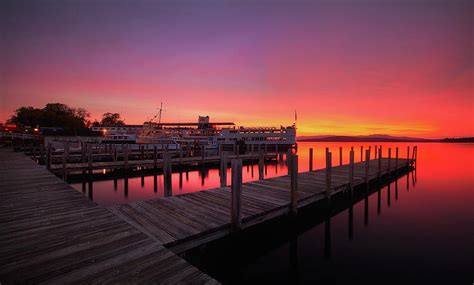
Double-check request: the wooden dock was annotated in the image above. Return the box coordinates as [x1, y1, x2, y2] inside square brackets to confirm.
[0, 149, 218, 284]
[109, 147, 416, 253]
[49, 152, 276, 173]
[0, 145, 416, 283]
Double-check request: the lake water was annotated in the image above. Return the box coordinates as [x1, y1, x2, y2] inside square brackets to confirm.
[71, 142, 473, 283]
[71, 142, 416, 206]
[186, 142, 474, 284]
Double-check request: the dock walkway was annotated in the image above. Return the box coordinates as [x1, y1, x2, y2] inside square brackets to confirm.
[0, 147, 414, 283]
[109, 155, 412, 253]
[0, 149, 218, 284]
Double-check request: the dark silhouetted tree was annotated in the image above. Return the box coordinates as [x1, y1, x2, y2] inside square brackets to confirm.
[100, 112, 125, 126]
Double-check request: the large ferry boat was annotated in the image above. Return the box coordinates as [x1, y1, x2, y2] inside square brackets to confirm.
[92, 110, 296, 150]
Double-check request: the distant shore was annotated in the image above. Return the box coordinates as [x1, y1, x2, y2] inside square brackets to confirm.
[297, 136, 474, 143]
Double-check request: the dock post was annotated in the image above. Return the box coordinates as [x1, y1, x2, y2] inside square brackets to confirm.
[406, 146, 410, 168]
[339, 147, 343, 166]
[236, 145, 240, 158]
[62, 142, 67, 181]
[325, 151, 332, 201]
[286, 149, 291, 169]
[64, 141, 69, 161]
[179, 145, 183, 164]
[231, 159, 242, 232]
[39, 144, 45, 165]
[309, 147, 313, 171]
[46, 143, 52, 171]
[377, 147, 382, 181]
[290, 154, 298, 215]
[88, 145, 93, 175]
[113, 146, 117, 162]
[388, 148, 392, 178]
[414, 146, 418, 168]
[395, 147, 399, 173]
[374, 145, 378, 159]
[124, 144, 129, 170]
[164, 153, 172, 197]
[365, 149, 370, 185]
[220, 152, 228, 186]
[258, 151, 264, 180]
[153, 146, 158, 170]
[360, 146, 363, 162]
[349, 149, 354, 194]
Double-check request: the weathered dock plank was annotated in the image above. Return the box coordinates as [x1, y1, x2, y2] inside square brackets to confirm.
[0, 149, 218, 284]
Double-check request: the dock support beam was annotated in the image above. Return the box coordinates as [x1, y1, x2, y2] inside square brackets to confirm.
[290, 154, 298, 215]
[407, 146, 410, 168]
[349, 149, 354, 194]
[62, 142, 67, 181]
[231, 159, 242, 232]
[388, 148, 392, 177]
[124, 144, 129, 170]
[153, 146, 158, 170]
[220, 153, 227, 187]
[339, 147, 343, 166]
[325, 151, 332, 201]
[258, 151, 264, 180]
[46, 143, 52, 171]
[360, 146, 363, 162]
[164, 153, 172, 197]
[309, 147, 313, 171]
[365, 149, 370, 185]
[377, 147, 382, 181]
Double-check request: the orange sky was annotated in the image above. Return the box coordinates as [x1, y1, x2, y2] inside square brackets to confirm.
[1, 0, 473, 138]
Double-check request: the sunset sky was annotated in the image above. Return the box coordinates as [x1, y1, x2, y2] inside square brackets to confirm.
[1, 0, 473, 138]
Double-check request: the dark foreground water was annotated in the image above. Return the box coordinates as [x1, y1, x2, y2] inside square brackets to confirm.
[185, 142, 474, 284]
[71, 142, 474, 283]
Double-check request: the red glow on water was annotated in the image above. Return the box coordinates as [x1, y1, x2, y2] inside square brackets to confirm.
[71, 142, 474, 207]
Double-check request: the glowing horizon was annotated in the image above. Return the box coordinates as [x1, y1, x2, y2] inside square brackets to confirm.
[1, 0, 473, 139]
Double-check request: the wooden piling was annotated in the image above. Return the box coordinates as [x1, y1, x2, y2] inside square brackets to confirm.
[201, 145, 205, 162]
[388, 148, 392, 177]
[309, 147, 313, 171]
[377, 147, 382, 180]
[365, 149, 370, 184]
[339, 147, 343, 166]
[164, 153, 172, 197]
[124, 144, 129, 170]
[374, 145, 378, 159]
[360, 146, 363, 161]
[220, 153, 228, 187]
[62, 142, 67, 181]
[395, 147, 399, 173]
[153, 146, 158, 170]
[407, 146, 410, 168]
[87, 145, 93, 175]
[349, 149, 354, 193]
[258, 151, 264, 180]
[46, 143, 52, 171]
[290, 154, 298, 215]
[325, 151, 332, 200]
[231, 159, 242, 232]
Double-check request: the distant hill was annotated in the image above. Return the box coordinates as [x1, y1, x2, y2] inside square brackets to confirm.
[297, 134, 435, 142]
[439, 137, 474, 143]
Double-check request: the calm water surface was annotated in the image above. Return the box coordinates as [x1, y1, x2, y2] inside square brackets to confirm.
[71, 142, 473, 283]
[188, 142, 474, 284]
[71, 142, 418, 206]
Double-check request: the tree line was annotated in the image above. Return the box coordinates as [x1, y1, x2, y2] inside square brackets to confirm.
[6, 103, 125, 135]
